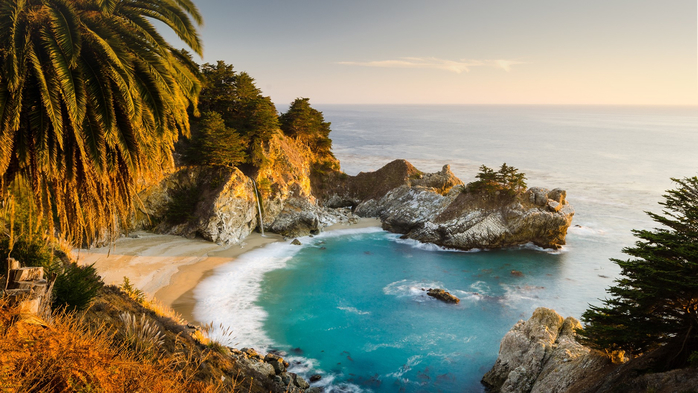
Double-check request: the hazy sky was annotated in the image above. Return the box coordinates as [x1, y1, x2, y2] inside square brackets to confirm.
[177, 0, 697, 106]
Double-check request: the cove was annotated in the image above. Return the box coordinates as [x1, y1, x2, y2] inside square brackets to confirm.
[255, 229, 572, 392]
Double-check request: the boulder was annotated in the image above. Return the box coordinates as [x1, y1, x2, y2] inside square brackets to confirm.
[426, 288, 460, 304]
[309, 374, 322, 382]
[264, 353, 286, 374]
[481, 308, 610, 393]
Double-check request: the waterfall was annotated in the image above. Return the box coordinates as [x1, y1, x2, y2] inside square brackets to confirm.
[251, 179, 265, 236]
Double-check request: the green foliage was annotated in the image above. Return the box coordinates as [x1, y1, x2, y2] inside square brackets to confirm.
[196, 111, 247, 167]
[0, 0, 203, 244]
[280, 98, 333, 155]
[120, 277, 146, 304]
[0, 189, 60, 276]
[53, 263, 103, 312]
[579, 177, 698, 361]
[0, 237, 59, 276]
[689, 351, 698, 367]
[465, 163, 527, 199]
[185, 62, 279, 167]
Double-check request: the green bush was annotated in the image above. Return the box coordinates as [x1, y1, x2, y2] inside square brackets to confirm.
[0, 236, 60, 276]
[465, 163, 527, 199]
[52, 264, 103, 312]
[120, 277, 146, 303]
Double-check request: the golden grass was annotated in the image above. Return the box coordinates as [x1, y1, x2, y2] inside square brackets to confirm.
[0, 300, 228, 393]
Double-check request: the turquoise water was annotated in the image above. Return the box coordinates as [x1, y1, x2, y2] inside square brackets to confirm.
[195, 106, 698, 392]
[258, 231, 571, 392]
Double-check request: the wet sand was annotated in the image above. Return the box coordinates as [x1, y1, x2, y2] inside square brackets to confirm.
[75, 218, 381, 323]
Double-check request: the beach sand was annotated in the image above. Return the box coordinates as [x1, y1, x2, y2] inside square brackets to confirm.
[75, 218, 381, 323]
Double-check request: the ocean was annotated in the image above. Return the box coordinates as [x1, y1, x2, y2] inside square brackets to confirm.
[194, 105, 698, 392]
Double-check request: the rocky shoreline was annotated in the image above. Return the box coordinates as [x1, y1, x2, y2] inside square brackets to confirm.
[133, 135, 574, 252]
[482, 308, 698, 393]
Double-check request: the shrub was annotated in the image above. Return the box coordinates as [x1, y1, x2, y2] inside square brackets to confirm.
[120, 277, 146, 303]
[119, 312, 165, 359]
[52, 264, 103, 312]
[465, 163, 527, 199]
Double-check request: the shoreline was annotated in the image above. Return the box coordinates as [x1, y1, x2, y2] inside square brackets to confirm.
[75, 218, 381, 324]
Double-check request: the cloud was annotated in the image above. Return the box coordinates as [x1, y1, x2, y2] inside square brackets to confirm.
[338, 57, 527, 73]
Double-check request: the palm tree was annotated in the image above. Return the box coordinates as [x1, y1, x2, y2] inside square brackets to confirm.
[0, 0, 203, 244]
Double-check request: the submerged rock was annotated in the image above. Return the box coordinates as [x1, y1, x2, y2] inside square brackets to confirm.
[427, 288, 460, 304]
[309, 374, 322, 382]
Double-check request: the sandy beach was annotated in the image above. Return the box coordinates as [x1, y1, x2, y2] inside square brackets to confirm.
[75, 218, 381, 323]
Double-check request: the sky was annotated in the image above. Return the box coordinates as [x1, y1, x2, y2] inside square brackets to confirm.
[169, 0, 698, 106]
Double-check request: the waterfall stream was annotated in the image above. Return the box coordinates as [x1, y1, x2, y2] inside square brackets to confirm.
[251, 179, 265, 236]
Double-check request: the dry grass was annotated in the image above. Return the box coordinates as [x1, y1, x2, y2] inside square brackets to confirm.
[0, 300, 224, 393]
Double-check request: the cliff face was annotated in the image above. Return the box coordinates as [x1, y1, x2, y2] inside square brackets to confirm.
[134, 133, 344, 243]
[135, 149, 573, 250]
[322, 160, 574, 250]
[483, 308, 698, 393]
[134, 166, 258, 244]
[481, 308, 610, 393]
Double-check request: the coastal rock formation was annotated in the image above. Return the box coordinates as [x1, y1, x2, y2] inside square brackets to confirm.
[406, 187, 574, 250]
[324, 159, 573, 250]
[482, 307, 698, 393]
[481, 307, 610, 393]
[134, 134, 343, 243]
[134, 166, 258, 244]
[135, 140, 573, 249]
[426, 288, 460, 304]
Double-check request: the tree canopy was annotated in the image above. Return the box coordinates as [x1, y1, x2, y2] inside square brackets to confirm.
[279, 98, 333, 156]
[187, 61, 278, 166]
[0, 0, 203, 243]
[579, 177, 698, 364]
[465, 163, 527, 198]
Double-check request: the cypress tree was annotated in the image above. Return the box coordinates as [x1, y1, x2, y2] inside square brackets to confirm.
[579, 177, 698, 363]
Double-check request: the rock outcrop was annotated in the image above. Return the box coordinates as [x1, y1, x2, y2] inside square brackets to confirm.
[133, 134, 344, 243]
[481, 308, 611, 393]
[482, 307, 698, 393]
[426, 288, 460, 303]
[134, 143, 573, 250]
[323, 160, 574, 250]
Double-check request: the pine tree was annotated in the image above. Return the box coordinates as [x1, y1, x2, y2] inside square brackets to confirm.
[579, 177, 698, 363]
[279, 98, 333, 154]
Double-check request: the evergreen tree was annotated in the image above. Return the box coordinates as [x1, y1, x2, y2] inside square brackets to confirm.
[466, 163, 526, 198]
[279, 98, 333, 155]
[190, 63, 278, 166]
[196, 112, 247, 167]
[579, 177, 698, 362]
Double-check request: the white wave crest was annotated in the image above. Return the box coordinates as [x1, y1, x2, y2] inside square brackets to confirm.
[337, 306, 371, 315]
[193, 241, 304, 350]
[383, 279, 444, 302]
[389, 235, 478, 253]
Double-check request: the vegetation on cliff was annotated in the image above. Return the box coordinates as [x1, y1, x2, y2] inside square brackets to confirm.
[464, 163, 527, 200]
[0, 284, 277, 392]
[579, 176, 698, 366]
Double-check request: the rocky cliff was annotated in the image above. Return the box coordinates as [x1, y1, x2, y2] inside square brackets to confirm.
[481, 308, 611, 393]
[134, 142, 573, 250]
[133, 133, 346, 243]
[481, 307, 698, 393]
[322, 159, 574, 250]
